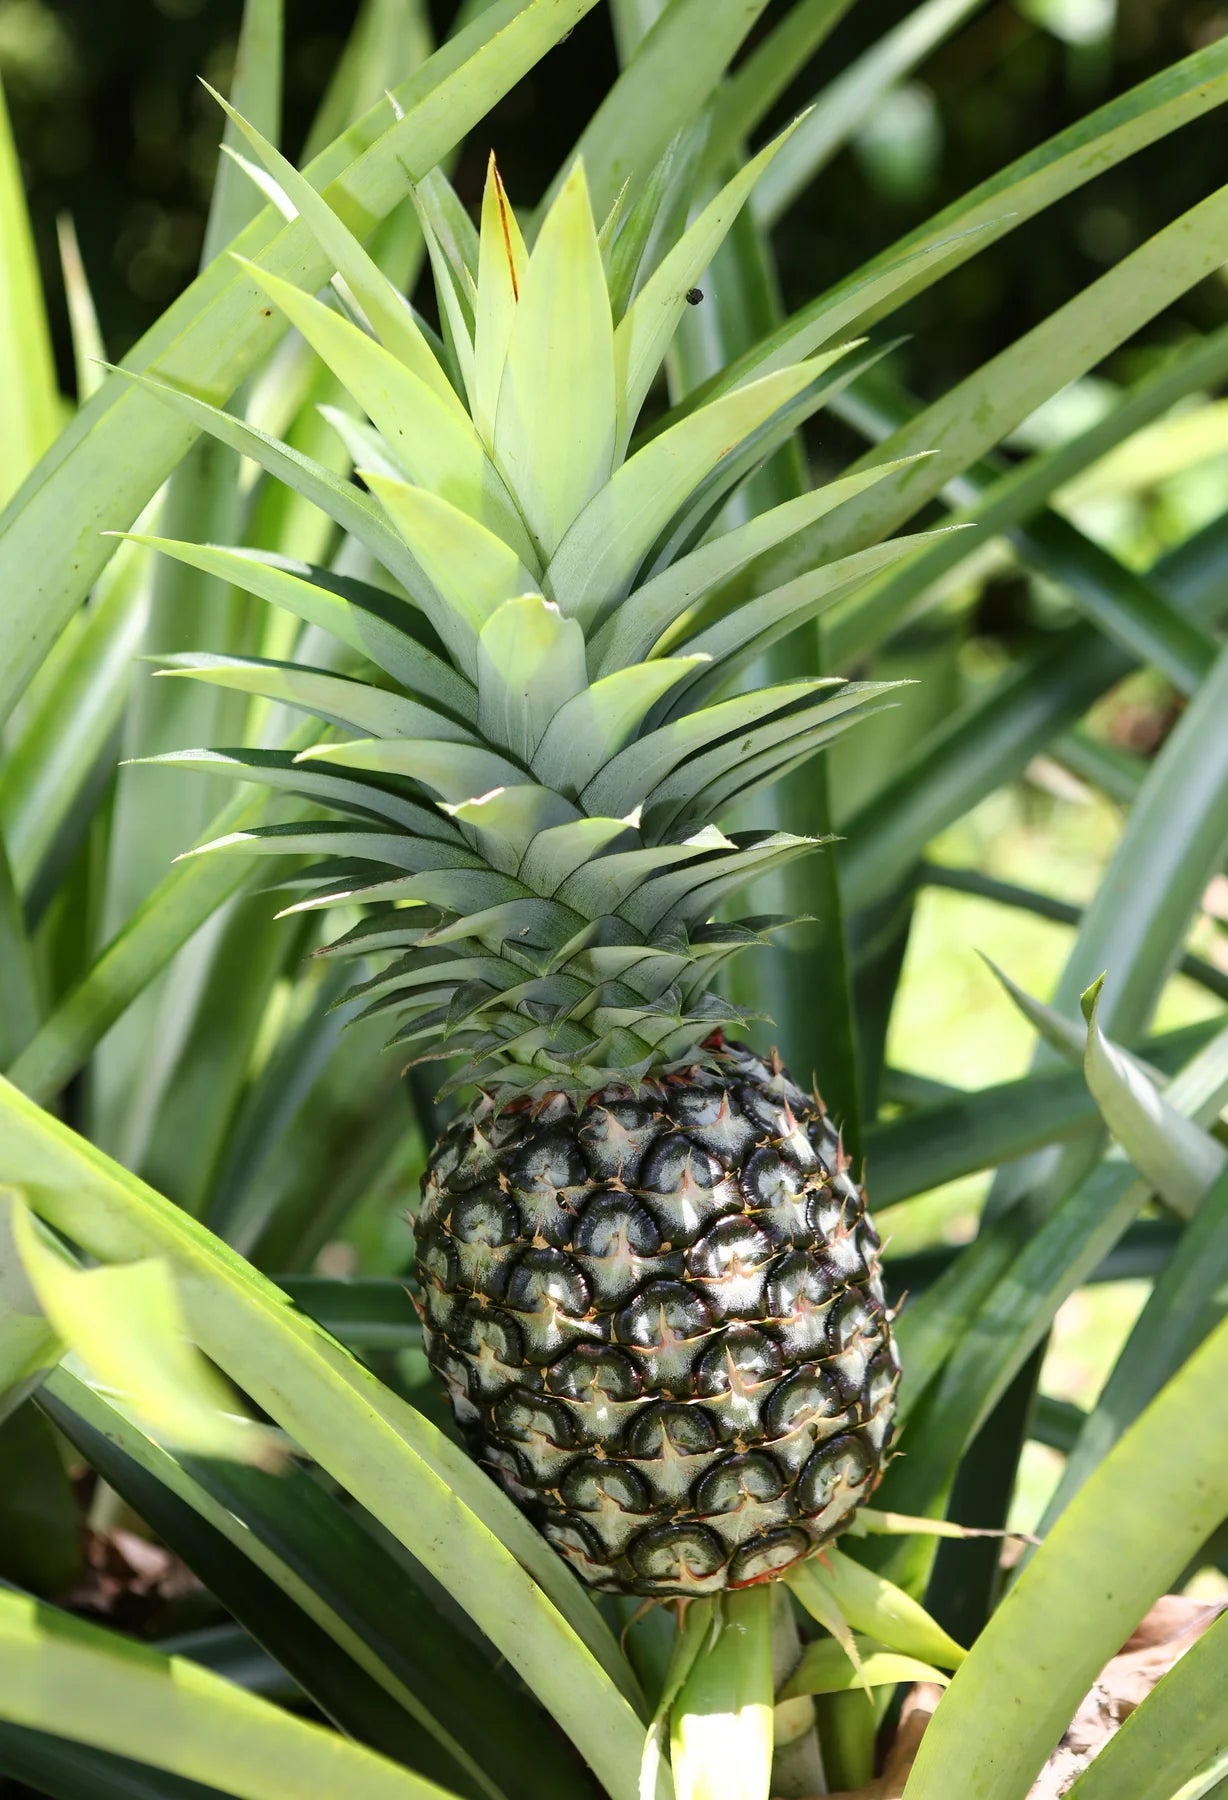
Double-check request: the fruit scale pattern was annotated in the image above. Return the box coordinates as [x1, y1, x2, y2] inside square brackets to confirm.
[416, 1039, 899, 1598]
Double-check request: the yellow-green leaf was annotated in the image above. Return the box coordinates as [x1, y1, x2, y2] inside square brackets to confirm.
[494, 159, 616, 558]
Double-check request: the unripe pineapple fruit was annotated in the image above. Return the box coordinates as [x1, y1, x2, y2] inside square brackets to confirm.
[144, 102, 917, 1598]
[419, 1038, 897, 1596]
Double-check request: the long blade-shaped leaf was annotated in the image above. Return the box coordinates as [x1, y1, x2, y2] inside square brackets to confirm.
[0, 1080, 658, 1798]
[0, 1585, 449, 1800]
[902, 1315, 1228, 1800]
[0, 77, 59, 504]
[0, 0, 598, 728]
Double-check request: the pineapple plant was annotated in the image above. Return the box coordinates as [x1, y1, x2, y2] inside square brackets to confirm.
[6, 5, 1228, 1797]
[128, 102, 920, 1599]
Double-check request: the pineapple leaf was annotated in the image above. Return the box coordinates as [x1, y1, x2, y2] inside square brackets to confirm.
[9, 1191, 279, 1468]
[669, 538, 949, 703]
[532, 658, 710, 797]
[233, 256, 536, 564]
[318, 404, 407, 481]
[581, 678, 843, 815]
[790, 1549, 966, 1670]
[445, 785, 582, 872]
[361, 474, 540, 672]
[662, 701, 901, 832]
[183, 824, 481, 877]
[613, 115, 804, 451]
[494, 159, 616, 559]
[779, 1636, 951, 1700]
[553, 828, 735, 918]
[298, 737, 529, 805]
[1081, 976, 1226, 1218]
[123, 535, 476, 716]
[0, 1189, 63, 1423]
[670, 1590, 774, 1800]
[604, 117, 709, 323]
[144, 748, 458, 838]
[125, 369, 427, 597]
[518, 816, 637, 895]
[151, 654, 477, 743]
[477, 595, 588, 763]
[206, 85, 458, 407]
[589, 456, 926, 674]
[474, 153, 529, 446]
[0, 78, 59, 504]
[547, 357, 843, 629]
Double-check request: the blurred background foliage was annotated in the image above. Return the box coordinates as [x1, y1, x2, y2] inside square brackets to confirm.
[5, 0, 1227, 1555]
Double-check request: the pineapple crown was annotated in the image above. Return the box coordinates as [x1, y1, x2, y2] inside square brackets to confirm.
[129, 96, 923, 1099]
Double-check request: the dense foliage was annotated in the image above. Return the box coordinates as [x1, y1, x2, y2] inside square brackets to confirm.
[1, 3, 1227, 1798]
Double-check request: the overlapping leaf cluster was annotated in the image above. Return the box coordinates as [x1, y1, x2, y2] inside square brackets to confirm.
[134, 106, 929, 1095]
[2, 3, 1228, 1799]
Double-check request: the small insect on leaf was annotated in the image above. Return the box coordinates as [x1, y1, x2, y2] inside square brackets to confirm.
[685, 287, 704, 305]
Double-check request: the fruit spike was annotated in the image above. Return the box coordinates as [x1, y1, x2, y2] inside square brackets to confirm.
[143, 103, 909, 1593]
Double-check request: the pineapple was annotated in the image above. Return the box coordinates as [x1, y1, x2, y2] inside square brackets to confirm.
[137, 102, 916, 1598]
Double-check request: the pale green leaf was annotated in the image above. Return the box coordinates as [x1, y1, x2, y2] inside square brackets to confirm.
[753, 0, 994, 225]
[710, 0, 854, 155]
[298, 737, 530, 804]
[590, 457, 924, 674]
[200, 0, 283, 264]
[1064, 1608, 1228, 1800]
[668, 532, 952, 706]
[0, 1077, 653, 1788]
[1081, 976, 1226, 1220]
[548, 358, 843, 630]
[670, 1590, 773, 1800]
[10, 1193, 276, 1466]
[124, 535, 477, 717]
[208, 86, 457, 405]
[903, 1314, 1228, 1800]
[124, 369, 425, 595]
[477, 594, 588, 761]
[0, 0, 598, 728]
[0, 848, 41, 1066]
[474, 153, 529, 445]
[0, 1189, 63, 1422]
[494, 160, 616, 558]
[780, 1637, 951, 1700]
[444, 785, 580, 873]
[518, 815, 635, 894]
[153, 653, 476, 742]
[363, 473, 540, 674]
[0, 77, 60, 503]
[55, 215, 106, 404]
[184, 824, 478, 875]
[614, 118, 802, 449]
[555, 826, 735, 917]
[148, 748, 457, 839]
[790, 1551, 966, 1670]
[582, 678, 837, 815]
[533, 658, 708, 796]
[236, 257, 535, 563]
[554, 0, 770, 222]
[0, 1584, 448, 1800]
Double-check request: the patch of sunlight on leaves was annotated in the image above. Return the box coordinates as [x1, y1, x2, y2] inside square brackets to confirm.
[1010, 1441, 1065, 1536]
[1182, 1567, 1228, 1604]
[1009, 1281, 1153, 1533]
[1043, 1280, 1152, 1410]
[877, 1175, 987, 1258]
[888, 777, 1220, 1093]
